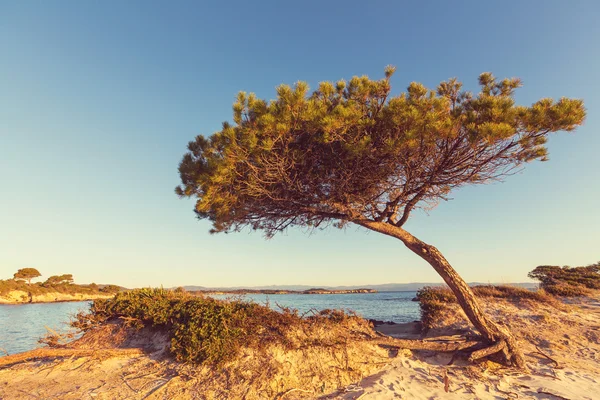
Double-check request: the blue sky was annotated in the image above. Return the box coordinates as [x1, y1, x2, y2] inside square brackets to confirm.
[1, 1, 598, 288]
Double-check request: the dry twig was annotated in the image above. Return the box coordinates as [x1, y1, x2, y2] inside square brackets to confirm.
[533, 345, 562, 369]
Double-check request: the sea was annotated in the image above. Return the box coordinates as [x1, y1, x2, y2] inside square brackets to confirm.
[0, 291, 419, 356]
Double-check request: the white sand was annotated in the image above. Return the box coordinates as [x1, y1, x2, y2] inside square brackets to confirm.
[328, 297, 600, 399]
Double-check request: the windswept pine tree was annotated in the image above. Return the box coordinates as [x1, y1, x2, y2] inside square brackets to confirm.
[176, 67, 585, 368]
[43, 274, 75, 286]
[13, 268, 41, 284]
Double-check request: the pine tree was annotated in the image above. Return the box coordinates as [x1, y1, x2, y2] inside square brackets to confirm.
[14, 268, 41, 284]
[176, 68, 585, 368]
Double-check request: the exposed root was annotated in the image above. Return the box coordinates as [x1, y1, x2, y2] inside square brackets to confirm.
[468, 340, 507, 362]
[374, 336, 480, 352]
[503, 335, 528, 370]
[0, 348, 144, 369]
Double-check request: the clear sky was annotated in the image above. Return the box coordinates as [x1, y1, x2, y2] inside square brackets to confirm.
[1, 1, 598, 288]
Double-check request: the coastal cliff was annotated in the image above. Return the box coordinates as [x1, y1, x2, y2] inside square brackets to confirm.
[0, 290, 114, 304]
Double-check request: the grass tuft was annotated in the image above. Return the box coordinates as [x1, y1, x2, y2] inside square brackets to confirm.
[416, 285, 563, 330]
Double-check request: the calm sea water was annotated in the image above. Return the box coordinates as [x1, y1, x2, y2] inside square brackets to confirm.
[0, 291, 419, 356]
[0, 301, 90, 356]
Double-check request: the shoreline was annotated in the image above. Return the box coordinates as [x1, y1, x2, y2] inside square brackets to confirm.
[0, 290, 114, 305]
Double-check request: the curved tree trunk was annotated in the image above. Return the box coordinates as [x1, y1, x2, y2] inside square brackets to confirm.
[356, 220, 526, 369]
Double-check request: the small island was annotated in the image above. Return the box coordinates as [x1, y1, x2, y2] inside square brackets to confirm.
[0, 268, 121, 304]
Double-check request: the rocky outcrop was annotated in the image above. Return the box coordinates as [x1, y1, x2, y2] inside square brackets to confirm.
[0, 290, 114, 304]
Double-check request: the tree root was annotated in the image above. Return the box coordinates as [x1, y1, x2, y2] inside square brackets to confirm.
[468, 340, 507, 362]
[0, 348, 144, 369]
[373, 336, 480, 352]
[374, 335, 529, 370]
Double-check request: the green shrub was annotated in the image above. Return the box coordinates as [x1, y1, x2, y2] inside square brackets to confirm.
[76, 288, 362, 366]
[415, 287, 455, 329]
[528, 262, 600, 296]
[100, 284, 122, 294]
[543, 283, 590, 297]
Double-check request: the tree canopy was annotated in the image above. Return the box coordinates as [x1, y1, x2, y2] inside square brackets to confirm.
[13, 268, 41, 284]
[43, 274, 74, 286]
[177, 68, 585, 236]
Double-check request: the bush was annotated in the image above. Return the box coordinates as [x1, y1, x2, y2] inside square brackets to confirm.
[100, 284, 122, 294]
[543, 283, 590, 297]
[415, 287, 456, 329]
[528, 262, 600, 296]
[75, 288, 364, 365]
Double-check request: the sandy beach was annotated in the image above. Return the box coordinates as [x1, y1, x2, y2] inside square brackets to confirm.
[1, 295, 599, 399]
[329, 297, 600, 399]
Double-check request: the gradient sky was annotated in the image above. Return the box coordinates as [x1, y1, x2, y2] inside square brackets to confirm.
[1, 1, 598, 288]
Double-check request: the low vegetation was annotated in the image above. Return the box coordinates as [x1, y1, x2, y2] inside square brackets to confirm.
[528, 262, 600, 296]
[73, 288, 373, 366]
[0, 279, 121, 297]
[0, 269, 121, 298]
[416, 285, 562, 330]
[416, 262, 600, 330]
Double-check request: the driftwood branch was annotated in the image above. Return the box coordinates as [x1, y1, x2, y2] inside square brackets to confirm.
[0, 348, 144, 369]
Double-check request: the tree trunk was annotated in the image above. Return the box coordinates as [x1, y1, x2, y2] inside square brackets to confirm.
[355, 220, 526, 369]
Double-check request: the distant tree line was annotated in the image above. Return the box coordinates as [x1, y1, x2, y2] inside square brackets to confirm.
[2, 268, 121, 296]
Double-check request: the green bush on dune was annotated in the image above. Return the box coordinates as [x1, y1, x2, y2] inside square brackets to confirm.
[528, 262, 600, 296]
[74, 288, 364, 366]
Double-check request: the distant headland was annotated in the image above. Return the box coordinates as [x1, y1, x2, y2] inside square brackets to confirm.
[178, 282, 537, 293]
[191, 288, 377, 295]
[0, 268, 122, 304]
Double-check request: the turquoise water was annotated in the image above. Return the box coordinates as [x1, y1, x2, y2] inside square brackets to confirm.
[0, 291, 419, 355]
[0, 301, 90, 356]
[210, 291, 419, 322]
